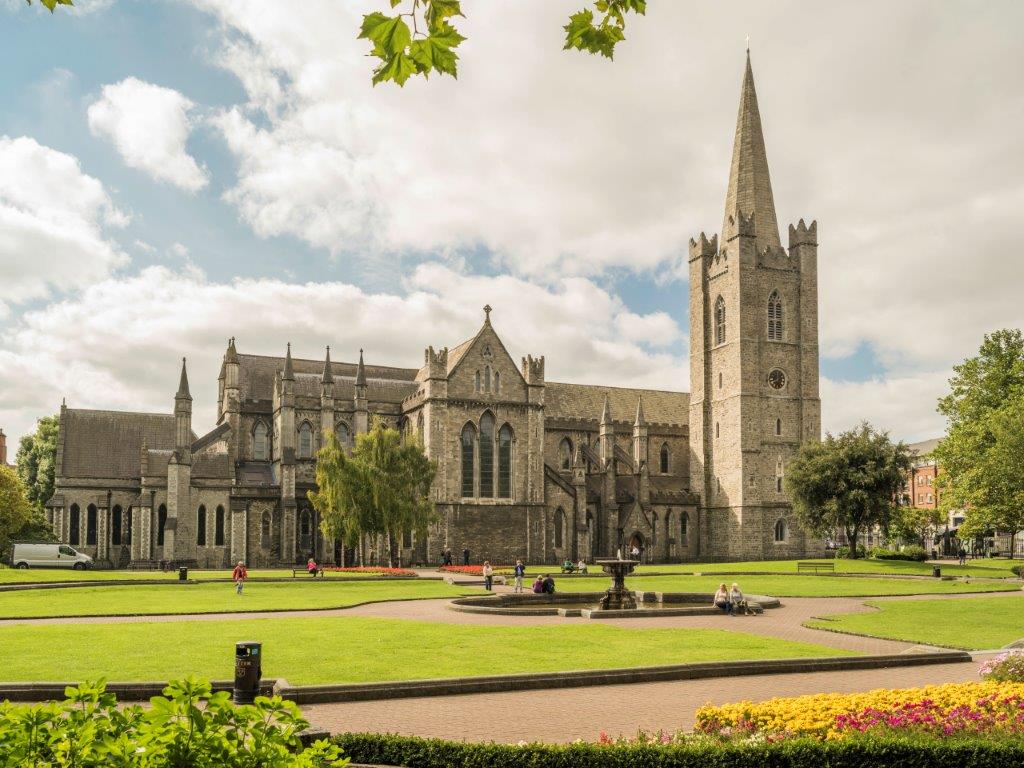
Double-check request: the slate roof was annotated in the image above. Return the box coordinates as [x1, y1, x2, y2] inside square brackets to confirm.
[545, 383, 689, 427]
[62, 409, 180, 479]
[193, 453, 232, 479]
[237, 353, 418, 404]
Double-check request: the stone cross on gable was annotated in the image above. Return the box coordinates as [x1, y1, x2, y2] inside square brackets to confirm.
[483, 304, 492, 322]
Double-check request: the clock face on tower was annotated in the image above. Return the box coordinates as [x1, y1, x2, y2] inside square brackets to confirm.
[767, 369, 787, 390]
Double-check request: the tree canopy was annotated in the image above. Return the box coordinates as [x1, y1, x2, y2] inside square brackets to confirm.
[308, 419, 436, 566]
[30, 0, 646, 87]
[785, 423, 911, 558]
[16, 414, 59, 513]
[934, 329, 1024, 555]
[1, 465, 55, 558]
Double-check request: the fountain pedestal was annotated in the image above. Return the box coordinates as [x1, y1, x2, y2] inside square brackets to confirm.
[594, 558, 639, 610]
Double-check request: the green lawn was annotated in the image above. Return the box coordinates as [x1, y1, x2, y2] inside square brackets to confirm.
[0, 567, 417, 584]
[0, 616, 852, 684]
[0, 580, 478, 618]
[805, 596, 1024, 650]
[611, 574, 1020, 598]
[630, 558, 1020, 578]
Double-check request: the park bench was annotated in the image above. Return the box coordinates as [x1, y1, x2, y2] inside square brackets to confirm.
[796, 561, 835, 574]
[292, 567, 325, 577]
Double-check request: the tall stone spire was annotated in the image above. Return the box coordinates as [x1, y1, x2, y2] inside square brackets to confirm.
[722, 50, 781, 253]
[355, 348, 367, 388]
[283, 342, 295, 381]
[176, 357, 191, 400]
[600, 394, 611, 425]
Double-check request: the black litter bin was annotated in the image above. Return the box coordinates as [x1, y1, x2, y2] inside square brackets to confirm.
[233, 641, 262, 704]
[933, 566, 941, 578]
[178, 567, 188, 582]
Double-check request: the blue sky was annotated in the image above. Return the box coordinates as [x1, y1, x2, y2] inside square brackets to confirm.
[3, 0, 1023, 446]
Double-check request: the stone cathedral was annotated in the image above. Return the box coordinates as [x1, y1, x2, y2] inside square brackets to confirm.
[45, 53, 825, 567]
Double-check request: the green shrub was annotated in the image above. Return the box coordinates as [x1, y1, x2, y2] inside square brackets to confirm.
[0, 678, 345, 767]
[334, 731, 1024, 768]
[1011, 565, 1024, 577]
[872, 546, 927, 562]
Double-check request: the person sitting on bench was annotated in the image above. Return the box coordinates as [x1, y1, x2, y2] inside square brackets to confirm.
[306, 557, 319, 576]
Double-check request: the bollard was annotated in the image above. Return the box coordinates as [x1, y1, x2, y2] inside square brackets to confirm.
[233, 641, 262, 704]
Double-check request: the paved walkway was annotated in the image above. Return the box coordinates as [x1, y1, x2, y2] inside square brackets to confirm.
[304, 654, 995, 743]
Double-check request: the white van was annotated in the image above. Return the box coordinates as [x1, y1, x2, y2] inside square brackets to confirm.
[11, 543, 93, 570]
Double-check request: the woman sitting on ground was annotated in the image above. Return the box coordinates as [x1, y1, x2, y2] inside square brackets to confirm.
[532, 575, 545, 594]
[729, 582, 747, 614]
[713, 583, 733, 615]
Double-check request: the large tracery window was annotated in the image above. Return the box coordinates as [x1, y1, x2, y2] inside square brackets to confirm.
[714, 296, 726, 346]
[253, 422, 269, 460]
[461, 423, 476, 498]
[298, 422, 314, 459]
[768, 290, 783, 341]
[498, 424, 513, 498]
[479, 412, 495, 497]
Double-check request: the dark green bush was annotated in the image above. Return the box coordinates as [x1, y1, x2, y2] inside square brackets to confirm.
[334, 731, 1024, 768]
[871, 546, 927, 562]
[1011, 564, 1024, 577]
[0, 678, 345, 767]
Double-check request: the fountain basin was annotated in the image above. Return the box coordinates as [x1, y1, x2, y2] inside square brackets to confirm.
[449, 591, 780, 619]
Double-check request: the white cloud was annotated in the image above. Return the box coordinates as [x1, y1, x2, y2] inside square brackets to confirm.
[821, 372, 951, 443]
[0, 135, 128, 304]
[0, 264, 687, 445]
[88, 77, 209, 191]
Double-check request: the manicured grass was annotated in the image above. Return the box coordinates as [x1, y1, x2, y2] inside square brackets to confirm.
[0, 567, 414, 583]
[0, 617, 853, 684]
[805, 595, 1024, 650]
[631, 558, 1020, 578]
[0, 580, 478, 618]
[609, 574, 1019, 598]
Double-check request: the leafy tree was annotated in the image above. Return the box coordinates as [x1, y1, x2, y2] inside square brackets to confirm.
[890, 504, 944, 549]
[25, 0, 72, 10]
[934, 331, 1024, 557]
[785, 423, 912, 559]
[1, 465, 54, 559]
[309, 419, 436, 566]
[16, 414, 59, 512]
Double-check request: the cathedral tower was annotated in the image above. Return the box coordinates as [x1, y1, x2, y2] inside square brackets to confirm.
[688, 51, 822, 560]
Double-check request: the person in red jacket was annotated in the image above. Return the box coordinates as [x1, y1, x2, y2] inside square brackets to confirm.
[232, 561, 248, 594]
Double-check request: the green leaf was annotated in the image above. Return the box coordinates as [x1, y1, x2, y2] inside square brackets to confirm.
[372, 52, 418, 87]
[359, 13, 411, 57]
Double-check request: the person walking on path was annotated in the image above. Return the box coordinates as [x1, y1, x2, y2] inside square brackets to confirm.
[462, 548, 470, 566]
[958, 548, 967, 566]
[482, 561, 494, 591]
[513, 559, 526, 593]
[232, 561, 248, 594]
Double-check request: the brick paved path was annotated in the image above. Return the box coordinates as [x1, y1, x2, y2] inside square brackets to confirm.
[304, 655, 993, 744]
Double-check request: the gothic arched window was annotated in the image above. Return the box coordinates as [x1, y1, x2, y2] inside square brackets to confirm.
[681, 512, 688, 542]
[215, 505, 225, 546]
[253, 421, 269, 460]
[768, 290, 783, 341]
[660, 443, 670, 474]
[461, 423, 476, 498]
[157, 504, 167, 547]
[493, 370, 500, 394]
[479, 412, 495, 497]
[498, 424, 513, 498]
[559, 437, 573, 470]
[714, 296, 726, 345]
[111, 504, 122, 545]
[260, 511, 271, 549]
[775, 418, 782, 436]
[86, 504, 97, 545]
[335, 421, 352, 450]
[475, 370, 481, 392]
[484, 366, 492, 394]
[124, 506, 132, 545]
[298, 422, 313, 459]
[197, 505, 207, 546]
[554, 508, 565, 548]
[299, 509, 313, 553]
[69, 503, 80, 545]
[774, 518, 788, 542]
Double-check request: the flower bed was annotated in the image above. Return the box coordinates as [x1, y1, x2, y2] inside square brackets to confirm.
[324, 566, 416, 576]
[980, 650, 1024, 682]
[695, 681, 1024, 740]
[439, 565, 514, 575]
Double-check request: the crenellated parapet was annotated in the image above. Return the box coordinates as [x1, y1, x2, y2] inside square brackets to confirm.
[521, 354, 545, 385]
[424, 345, 448, 380]
[788, 218, 818, 249]
[687, 232, 718, 264]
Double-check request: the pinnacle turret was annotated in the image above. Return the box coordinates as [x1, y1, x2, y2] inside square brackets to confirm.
[355, 348, 367, 388]
[225, 337, 238, 364]
[283, 343, 294, 381]
[634, 395, 646, 427]
[322, 345, 334, 384]
[600, 394, 611, 426]
[176, 358, 191, 400]
[722, 50, 781, 252]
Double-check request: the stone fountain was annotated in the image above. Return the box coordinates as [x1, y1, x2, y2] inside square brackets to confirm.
[594, 557, 639, 610]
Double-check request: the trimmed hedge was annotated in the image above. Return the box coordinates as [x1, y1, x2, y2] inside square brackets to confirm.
[334, 732, 1024, 768]
[871, 546, 928, 562]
